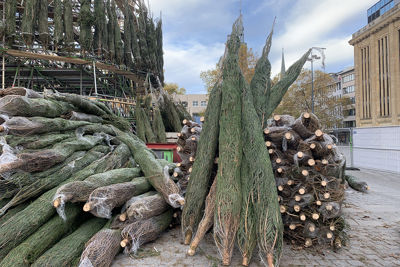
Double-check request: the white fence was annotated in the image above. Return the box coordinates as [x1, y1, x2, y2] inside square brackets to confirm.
[352, 126, 400, 173]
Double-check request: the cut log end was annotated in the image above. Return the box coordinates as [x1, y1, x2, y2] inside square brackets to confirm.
[177, 198, 185, 206]
[278, 185, 284, 191]
[297, 151, 304, 158]
[268, 149, 274, 154]
[188, 167, 192, 173]
[316, 200, 322, 206]
[295, 195, 301, 202]
[200, 116, 205, 122]
[53, 198, 61, 208]
[305, 238, 312, 247]
[322, 159, 329, 165]
[267, 253, 275, 267]
[285, 132, 292, 140]
[300, 214, 306, 221]
[83, 203, 91, 212]
[327, 232, 333, 239]
[312, 213, 320, 220]
[189, 157, 195, 162]
[184, 232, 192, 245]
[0, 125, 4, 132]
[276, 158, 282, 164]
[315, 129, 323, 137]
[274, 114, 281, 121]
[321, 180, 327, 187]
[308, 159, 315, 166]
[173, 172, 179, 177]
[241, 256, 250, 266]
[266, 141, 272, 147]
[310, 143, 316, 150]
[187, 247, 196, 256]
[277, 167, 283, 174]
[324, 192, 330, 199]
[177, 162, 182, 167]
[309, 225, 315, 232]
[280, 205, 286, 213]
[327, 144, 333, 150]
[182, 119, 188, 125]
[177, 133, 182, 137]
[289, 224, 296, 230]
[301, 170, 309, 177]
[264, 128, 270, 135]
[177, 146, 183, 152]
[287, 179, 294, 186]
[303, 112, 311, 119]
[119, 213, 127, 222]
[330, 225, 335, 231]
[120, 239, 129, 248]
[294, 205, 301, 212]
[299, 188, 306, 195]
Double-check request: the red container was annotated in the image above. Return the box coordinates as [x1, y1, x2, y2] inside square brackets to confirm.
[146, 143, 181, 163]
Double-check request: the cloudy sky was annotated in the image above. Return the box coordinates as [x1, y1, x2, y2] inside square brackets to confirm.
[148, 0, 377, 94]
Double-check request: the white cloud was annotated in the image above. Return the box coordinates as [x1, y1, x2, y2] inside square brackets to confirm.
[163, 41, 225, 94]
[270, 0, 376, 75]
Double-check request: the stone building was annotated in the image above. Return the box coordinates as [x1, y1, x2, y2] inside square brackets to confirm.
[174, 94, 208, 123]
[349, 0, 400, 173]
[349, 0, 400, 127]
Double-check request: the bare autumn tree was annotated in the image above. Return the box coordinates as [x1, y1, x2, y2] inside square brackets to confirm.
[274, 69, 351, 129]
[200, 43, 258, 93]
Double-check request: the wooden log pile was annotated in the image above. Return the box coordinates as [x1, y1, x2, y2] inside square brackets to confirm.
[175, 119, 204, 192]
[264, 112, 349, 249]
[0, 88, 184, 267]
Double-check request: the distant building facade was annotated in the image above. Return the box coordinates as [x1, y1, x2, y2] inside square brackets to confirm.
[350, 0, 400, 127]
[349, 0, 400, 173]
[328, 67, 356, 128]
[174, 94, 208, 123]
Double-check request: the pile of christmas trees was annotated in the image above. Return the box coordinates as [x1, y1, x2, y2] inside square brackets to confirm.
[0, 87, 184, 267]
[3, 0, 164, 83]
[181, 16, 310, 266]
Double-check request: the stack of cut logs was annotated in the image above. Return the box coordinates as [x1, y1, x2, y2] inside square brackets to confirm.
[0, 87, 183, 267]
[175, 119, 203, 193]
[264, 113, 348, 249]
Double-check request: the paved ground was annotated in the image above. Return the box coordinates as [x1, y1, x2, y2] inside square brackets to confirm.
[111, 169, 400, 267]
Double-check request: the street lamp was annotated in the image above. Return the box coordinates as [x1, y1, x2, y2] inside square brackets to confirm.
[307, 47, 326, 113]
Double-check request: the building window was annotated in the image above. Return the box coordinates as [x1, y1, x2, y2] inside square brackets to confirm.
[347, 109, 356, 116]
[343, 74, 354, 83]
[192, 101, 198, 107]
[378, 35, 390, 117]
[350, 97, 356, 104]
[200, 101, 207, 107]
[344, 85, 355, 94]
[361, 46, 371, 119]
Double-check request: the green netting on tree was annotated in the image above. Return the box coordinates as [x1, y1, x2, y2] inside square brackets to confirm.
[135, 101, 146, 142]
[155, 19, 164, 84]
[152, 107, 167, 143]
[21, 0, 36, 47]
[242, 73, 283, 267]
[53, 0, 63, 49]
[181, 84, 221, 243]
[94, 0, 108, 57]
[160, 93, 182, 132]
[213, 16, 243, 266]
[112, 127, 184, 208]
[38, 0, 49, 48]
[0, 146, 109, 216]
[0, 205, 83, 267]
[5, 0, 17, 47]
[123, 1, 133, 67]
[63, 0, 74, 49]
[79, 0, 94, 54]
[31, 217, 106, 267]
[5, 132, 74, 149]
[0, 148, 125, 259]
[113, 1, 124, 65]
[107, 0, 116, 62]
